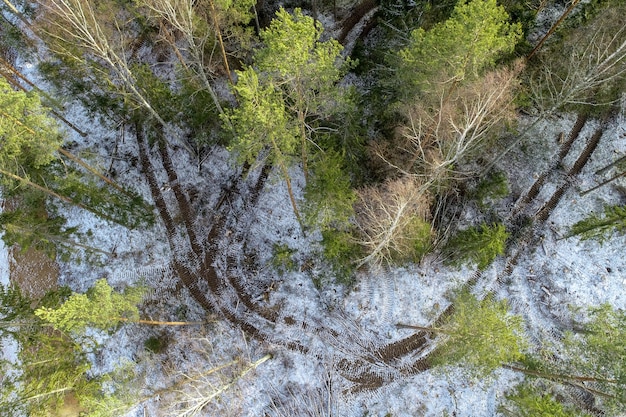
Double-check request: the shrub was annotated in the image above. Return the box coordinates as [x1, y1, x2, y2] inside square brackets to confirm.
[474, 170, 509, 206]
[271, 243, 296, 275]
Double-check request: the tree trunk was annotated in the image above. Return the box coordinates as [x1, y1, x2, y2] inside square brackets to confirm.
[527, 0, 581, 60]
[208, 0, 233, 84]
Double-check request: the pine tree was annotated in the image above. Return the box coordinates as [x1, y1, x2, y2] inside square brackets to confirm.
[503, 304, 626, 415]
[428, 291, 527, 377]
[35, 279, 203, 335]
[0, 284, 109, 417]
[0, 77, 62, 170]
[226, 68, 302, 223]
[396, 0, 521, 98]
[35, 279, 145, 334]
[254, 8, 351, 182]
[226, 8, 355, 227]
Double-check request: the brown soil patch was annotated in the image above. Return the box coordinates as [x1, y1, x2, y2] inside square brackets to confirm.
[9, 246, 59, 301]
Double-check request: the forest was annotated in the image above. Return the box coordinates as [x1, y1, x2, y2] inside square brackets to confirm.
[1, 0, 626, 415]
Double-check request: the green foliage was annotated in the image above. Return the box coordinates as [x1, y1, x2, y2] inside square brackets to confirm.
[561, 304, 626, 410]
[228, 7, 354, 161]
[569, 205, 626, 242]
[474, 170, 509, 206]
[445, 223, 508, 269]
[271, 243, 297, 275]
[175, 76, 225, 147]
[321, 228, 362, 283]
[48, 161, 154, 229]
[0, 75, 152, 249]
[562, 0, 626, 30]
[432, 292, 527, 377]
[0, 283, 33, 342]
[0, 78, 63, 170]
[304, 152, 357, 231]
[400, 216, 433, 263]
[227, 8, 360, 229]
[226, 68, 297, 166]
[38, 57, 127, 122]
[256, 8, 349, 113]
[35, 279, 145, 334]
[515, 304, 626, 415]
[131, 63, 176, 123]
[396, 0, 522, 98]
[144, 335, 168, 353]
[502, 385, 589, 417]
[0, 284, 120, 417]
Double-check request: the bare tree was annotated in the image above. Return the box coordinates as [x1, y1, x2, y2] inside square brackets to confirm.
[354, 176, 433, 268]
[396, 63, 521, 184]
[35, 0, 168, 125]
[360, 65, 520, 268]
[158, 328, 271, 417]
[530, 7, 626, 113]
[267, 368, 337, 417]
[138, 0, 230, 122]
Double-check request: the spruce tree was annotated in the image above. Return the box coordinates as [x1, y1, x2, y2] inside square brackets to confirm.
[569, 205, 626, 242]
[444, 223, 508, 269]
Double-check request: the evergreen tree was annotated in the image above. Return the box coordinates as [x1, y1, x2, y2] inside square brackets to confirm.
[396, 0, 521, 98]
[35, 279, 202, 334]
[254, 8, 352, 182]
[0, 77, 62, 170]
[226, 68, 302, 222]
[561, 304, 626, 412]
[35, 279, 145, 334]
[501, 385, 591, 417]
[226, 8, 356, 226]
[0, 76, 153, 247]
[444, 222, 508, 269]
[429, 291, 527, 377]
[0, 284, 112, 417]
[569, 204, 626, 242]
[503, 304, 626, 415]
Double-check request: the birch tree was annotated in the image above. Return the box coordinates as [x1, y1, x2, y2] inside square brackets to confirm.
[529, 6, 626, 114]
[34, 0, 169, 125]
[354, 176, 433, 268]
[138, 0, 253, 119]
[398, 63, 521, 182]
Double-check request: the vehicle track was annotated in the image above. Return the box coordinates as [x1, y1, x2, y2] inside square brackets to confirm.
[334, 112, 611, 391]
[134, 110, 611, 396]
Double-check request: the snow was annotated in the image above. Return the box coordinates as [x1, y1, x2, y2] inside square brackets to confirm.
[4, 3, 626, 417]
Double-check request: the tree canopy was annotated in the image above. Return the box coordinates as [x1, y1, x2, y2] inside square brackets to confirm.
[396, 0, 522, 97]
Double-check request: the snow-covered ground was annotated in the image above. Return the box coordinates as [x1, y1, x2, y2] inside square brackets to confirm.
[4, 2, 626, 416]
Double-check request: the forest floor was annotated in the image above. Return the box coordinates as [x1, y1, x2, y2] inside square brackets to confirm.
[3, 4, 626, 417]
